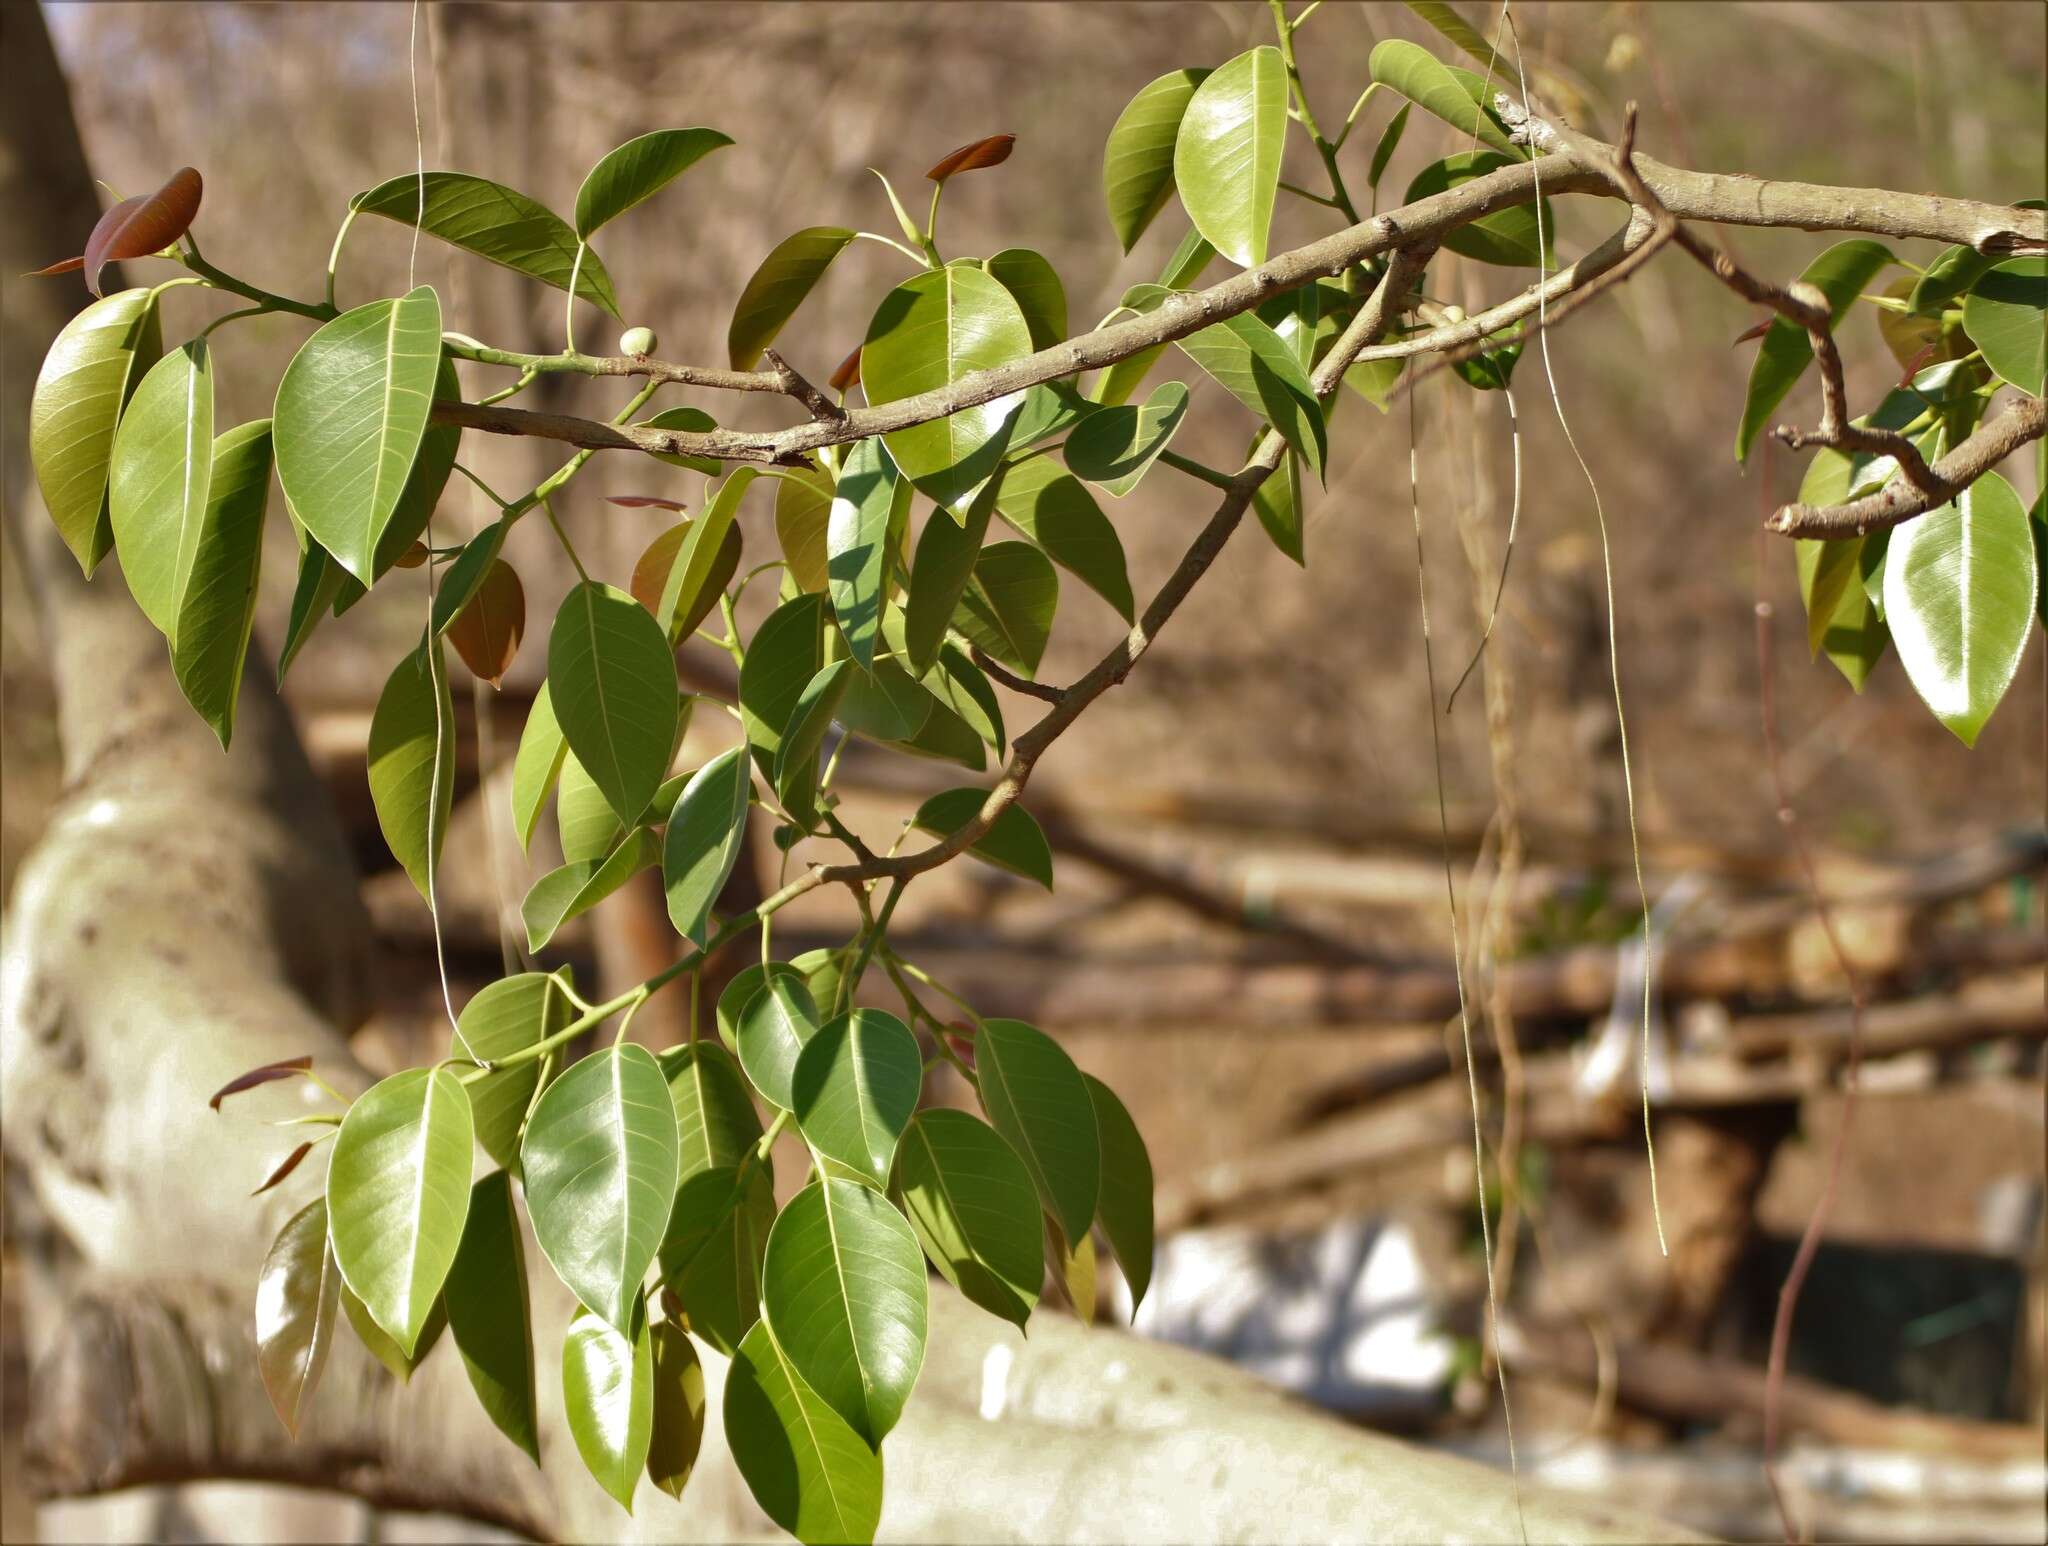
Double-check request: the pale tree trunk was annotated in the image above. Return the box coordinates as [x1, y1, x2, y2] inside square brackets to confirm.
[0, 10, 1700, 1541]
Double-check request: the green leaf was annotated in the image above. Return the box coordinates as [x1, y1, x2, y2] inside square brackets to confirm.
[1796, 537, 1866, 659]
[828, 438, 903, 668]
[511, 682, 570, 852]
[108, 340, 213, 639]
[893, 1109, 1042, 1329]
[342, 1281, 446, 1382]
[1103, 68, 1209, 253]
[975, 1018, 1099, 1244]
[1064, 380, 1188, 499]
[1091, 237, 1213, 408]
[1009, 381, 1097, 454]
[278, 538, 346, 681]
[640, 404, 722, 476]
[736, 974, 824, 1112]
[662, 1040, 766, 1180]
[985, 248, 1068, 350]
[273, 287, 444, 583]
[1884, 472, 2037, 746]
[773, 659, 852, 827]
[1169, 305, 1327, 479]
[904, 490, 995, 675]
[1909, 245, 1996, 316]
[791, 1010, 922, 1187]
[762, 1177, 928, 1446]
[327, 1067, 474, 1356]
[431, 517, 509, 635]
[953, 541, 1058, 677]
[557, 753, 624, 864]
[1252, 447, 1305, 564]
[989, 456, 1133, 621]
[836, 660, 933, 743]
[1736, 240, 1894, 462]
[521, 828, 661, 952]
[729, 227, 857, 369]
[523, 1043, 681, 1333]
[739, 594, 826, 782]
[646, 1321, 707, 1500]
[862, 265, 1033, 511]
[657, 469, 760, 639]
[549, 580, 680, 825]
[1962, 257, 2046, 397]
[1083, 1074, 1154, 1309]
[917, 637, 1006, 756]
[31, 287, 160, 574]
[1367, 39, 1521, 159]
[660, 1164, 774, 1356]
[1404, 0, 1502, 67]
[1368, 102, 1413, 191]
[575, 128, 732, 239]
[452, 972, 572, 1171]
[912, 787, 1054, 888]
[353, 172, 619, 316]
[718, 960, 811, 1052]
[2033, 487, 2047, 630]
[367, 641, 455, 901]
[171, 418, 270, 748]
[773, 465, 835, 593]
[661, 747, 753, 946]
[256, 1198, 341, 1438]
[563, 1305, 653, 1512]
[370, 354, 464, 581]
[445, 1171, 540, 1463]
[726, 1322, 883, 1546]
[1404, 152, 1551, 267]
[1173, 47, 1286, 268]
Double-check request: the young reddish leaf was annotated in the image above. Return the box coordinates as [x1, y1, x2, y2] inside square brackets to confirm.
[251, 1141, 316, 1197]
[209, 1055, 313, 1111]
[926, 133, 1016, 183]
[605, 495, 689, 511]
[392, 541, 430, 569]
[1730, 318, 1773, 347]
[446, 558, 526, 686]
[829, 346, 862, 393]
[84, 167, 203, 297]
[26, 256, 85, 277]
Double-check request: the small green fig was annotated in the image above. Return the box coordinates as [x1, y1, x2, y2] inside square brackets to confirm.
[618, 325, 657, 357]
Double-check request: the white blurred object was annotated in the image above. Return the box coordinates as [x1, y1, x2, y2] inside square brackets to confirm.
[1573, 873, 1708, 1104]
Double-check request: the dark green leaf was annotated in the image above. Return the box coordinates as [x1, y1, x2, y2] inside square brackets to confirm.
[836, 660, 932, 743]
[549, 580, 680, 825]
[791, 1009, 922, 1186]
[640, 404, 722, 475]
[1909, 245, 1996, 316]
[729, 227, 857, 370]
[1063, 379, 1188, 498]
[893, 1109, 1042, 1329]
[646, 1321, 707, 1500]
[772, 659, 851, 828]
[171, 418, 270, 747]
[1251, 447, 1305, 565]
[953, 541, 1057, 677]
[657, 470, 759, 639]
[563, 1305, 652, 1512]
[975, 1018, 1099, 1244]
[256, 1198, 341, 1438]
[1405, 152, 1551, 267]
[985, 248, 1068, 350]
[575, 128, 732, 239]
[277, 537, 346, 681]
[659, 1164, 774, 1356]
[912, 787, 1053, 888]
[662, 747, 752, 946]
[1083, 1074, 1154, 1309]
[1736, 240, 1894, 462]
[989, 455, 1132, 621]
[718, 960, 811, 1052]
[736, 973, 823, 1111]
[1173, 46, 1286, 268]
[904, 491, 994, 675]
[445, 1171, 540, 1463]
[353, 172, 619, 316]
[739, 594, 826, 782]
[1367, 102, 1412, 192]
[725, 1322, 882, 1546]
[431, 517, 509, 635]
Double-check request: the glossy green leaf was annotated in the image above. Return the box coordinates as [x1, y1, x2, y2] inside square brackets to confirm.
[904, 491, 995, 675]
[1909, 245, 1996, 315]
[277, 537, 346, 681]
[452, 972, 571, 1171]
[661, 747, 753, 946]
[342, 1281, 445, 1382]
[523, 1043, 681, 1333]
[1083, 1074, 1154, 1308]
[1884, 471, 2037, 746]
[431, 516, 509, 634]
[772, 659, 851, 827]
[549, 580, 680, 826]
[273, 287, 443, 583]
[107, 340, 212, 639]
[1367, 39, 1521, 159]
[327, 1067, 473, 1356]
[985, 248, 1068, 350]
[662, 1041, 765, 1180]
[256, 1198, 341, 1438]
[718, 960, 810, 1052]
[773, 466, 834, 593]
[989, 455, 1132, 621]
[828, 437, 902, 668]
[893, 1109, 1042, 1329]
[726, 1321, 883, 1546]
[369, 354, 464, 582]
[1064, 379, 1188, 498]
[1252, 448, 1305, 564]
[31, 287, 160, 575]
[367, 641, 455, 900]
[575, 128, 731, 239]
[1173, 47, 1286, 268]
[169, 418, 269, 747]
[739, 594, 825, 781]
[640, 404, 722, 475]
[353, 172, 619, 316]
[836, 660, 932, 743]
[737, 971, 825, 1112]
[762, 1177, 928, 1446]
[912, 787, 1053, 888]
[521, 828, 661, 952]
[1962, 257, 2046, 397]
[557, 753, 624, 864]
[1009, 380, 1097, 453]
[1405, 152, 1551, 267]
[729, 226, 857, 369]
[1736, 240, 1894, 462]
[1367, 102, 1413, 192]
[975, 1018, 1099, 1243]
[791, 1010, 922, 1186]
[1103, 69, 1209, 253]
[659, 1164, 774, 1356]
[1167, 303, 1327, 479]
[862, 265, 1033, 511]
[646, 1321, 707, 1500]
[953, 541, 1057, 678]
[445, 1171, 540, 1463]
[563, 1306, 653, 1512]
[511, 681, 570, 852]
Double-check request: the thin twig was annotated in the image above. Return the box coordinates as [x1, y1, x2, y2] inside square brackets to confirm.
[970, 646, 1066, 703]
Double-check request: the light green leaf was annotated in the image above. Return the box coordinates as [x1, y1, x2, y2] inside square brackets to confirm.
[431, 517, 509, 635]
[451, 972, 571, 1171]
[367, 641, 455, 901]
[989, 455, 1133, 621]
[170, 418, 269, 748]
[739, 594, 825, 781]
[1173, 46, 1286, 268]
[277, 537, 346, 681]
[273, 287, 444, 583]
[904, 490, 994, 675]
[1404, 0, 1502, 68]
[912, 787, 1054, 888]
[1962, 257, 2046, 397]
[1083, 1074, 1154, 1309]
[1063, 379, 1189, 498]
[736, 973, 822, 1112]
[256, 1198, 341, 1439]
[1884, 471, 2037, 745]
[975, 1018, 1099, 1244]
[1367, 39, 1521, 159]
[662, 1040, 765, 1180]
[1736, 240, 1894, 462]
[773, 465, 835, 592]
[791, 1009, 922, 1187]
[1166, 301, 1327, 478]
[548, 580, 680, 825]
[762, 1177, 928, 1446]
[575, 128, 732, 239]
[1103, 68, 1210, 253]
[862, 265, 1033, 511]
[521, 828, 661, 953]
[369, 354, 464, 581]
[342, 1281, 445, 1382]
[557, 753, 624, 864]
[1796, 536, 1867, 659]
[1346, 354, 1405, 410]
[1252, 447, 1304, 564]
[445, 1171, 540, 1464]
[31, 287, 160, 575]
[1405, 152, 1552, 267]
[523, 1044, 681, 1333]
[726, 1321, 883, 1546]
[108, 340, 212, 639]
[718, 960, 811, 1053]
[640, 404, 722, 475]
[730, 227, 857, 370]
[647, 1321, 707, 1500]
[353, 172, 619, 316]
[563, 1306, 653, 1512]
[659, 1164, 774, 1356]
[511, 681, 570, 852]
[327, 1067, 474, 1356]
[893, 1109, 1042, 1329]
[953, 541, 1058, 678]
[828, 437, 903, 668]
[657, 469, 760, 638]
[662, 747, 753, 946]
[1367, 102, 1412, 192]
[985, 248, 1068, 350]
[1909, 245, 1996, 315]
[772, 659, 852, 827]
